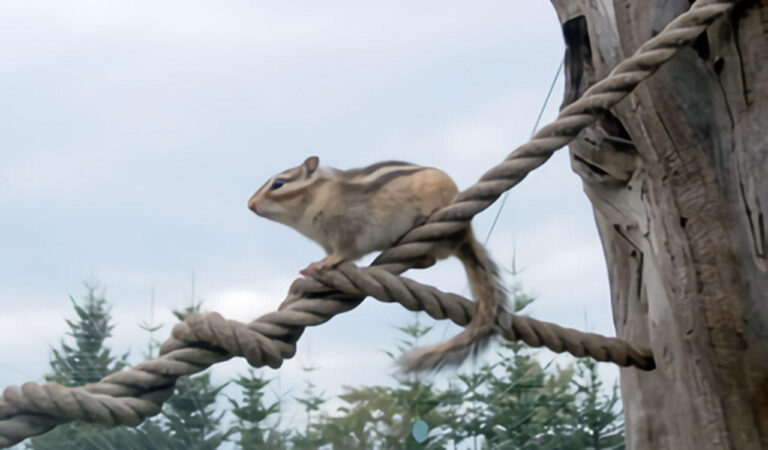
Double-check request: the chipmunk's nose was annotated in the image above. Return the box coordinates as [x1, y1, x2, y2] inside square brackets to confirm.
[248, 196, 261, 215]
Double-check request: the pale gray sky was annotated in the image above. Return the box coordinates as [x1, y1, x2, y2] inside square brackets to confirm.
[0, 0, 618, 434]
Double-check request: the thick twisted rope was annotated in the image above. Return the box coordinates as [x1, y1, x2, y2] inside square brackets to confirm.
[0, 265, 654, 445]
[313, 265, 654, 368]
[0, 1, 732, 446]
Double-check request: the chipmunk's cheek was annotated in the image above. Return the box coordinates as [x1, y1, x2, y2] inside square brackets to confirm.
[254, 203, 284, 220]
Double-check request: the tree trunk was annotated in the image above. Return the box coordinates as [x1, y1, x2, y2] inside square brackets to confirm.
[549, 1, 768, 449]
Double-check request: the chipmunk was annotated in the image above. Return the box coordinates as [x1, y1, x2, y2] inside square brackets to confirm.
[248, 156, 506, 372]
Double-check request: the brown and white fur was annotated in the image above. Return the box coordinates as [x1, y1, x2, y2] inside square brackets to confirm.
[248, 156, 507, 372]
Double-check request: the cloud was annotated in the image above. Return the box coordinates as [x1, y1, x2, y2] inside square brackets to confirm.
[206, 283, 293, 321]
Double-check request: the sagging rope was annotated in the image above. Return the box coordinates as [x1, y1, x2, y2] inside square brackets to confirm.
[0, 0, 733, 446]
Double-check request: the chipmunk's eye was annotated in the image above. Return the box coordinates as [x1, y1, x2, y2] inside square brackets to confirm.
[271, 178, 287, 190]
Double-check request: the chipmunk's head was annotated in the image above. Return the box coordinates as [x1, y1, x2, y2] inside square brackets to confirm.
[248, 156, 321, 224]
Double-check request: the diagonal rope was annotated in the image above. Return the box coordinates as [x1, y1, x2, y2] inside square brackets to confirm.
[0, 1, 734, 446]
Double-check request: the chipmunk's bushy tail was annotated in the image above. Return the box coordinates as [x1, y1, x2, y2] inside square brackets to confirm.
[398, 229, 506, 372]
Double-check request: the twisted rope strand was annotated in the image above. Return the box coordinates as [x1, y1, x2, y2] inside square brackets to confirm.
[376, 1, 733, 266]
[0, 0, 731, 446]
[313, 265, 654, 369]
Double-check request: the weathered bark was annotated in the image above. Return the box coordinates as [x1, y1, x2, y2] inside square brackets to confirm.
[550, 1, 768, 449]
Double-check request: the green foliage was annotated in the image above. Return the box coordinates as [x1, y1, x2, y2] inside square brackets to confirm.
[156, 372, 232, 449]
[228, 369, 289, 448]
[563, 358, 625, 450]
[27, 283, 135, 450]
[46, 283, 129, 387]
[24, 424, 149, 450]
[469, 341, 578, 449]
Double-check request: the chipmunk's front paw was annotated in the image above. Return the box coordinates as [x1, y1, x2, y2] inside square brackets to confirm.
[300, 254, 345, 276]
[299, 261, 325, 276]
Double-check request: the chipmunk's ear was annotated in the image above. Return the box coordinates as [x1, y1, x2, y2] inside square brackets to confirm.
[303, 156, 319, 176]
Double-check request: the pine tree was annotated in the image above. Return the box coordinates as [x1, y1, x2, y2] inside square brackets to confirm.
[479, 340, 576, 449]
[563, 358, 625, 450]
[228, 369, 289, 448]
[160, 372, 231, 449]
[27, 282, 136, 450]
[47, 283, 129, 387]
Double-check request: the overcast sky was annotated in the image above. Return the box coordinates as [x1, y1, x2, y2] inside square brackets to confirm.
[0, 0, 618, 434]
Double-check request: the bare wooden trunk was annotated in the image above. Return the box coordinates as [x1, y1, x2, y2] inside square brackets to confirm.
[549, 1, 768, 448]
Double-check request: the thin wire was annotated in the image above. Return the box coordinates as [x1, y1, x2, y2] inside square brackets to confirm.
[452, 57, 565, 325]
[482, 58, 565, 245]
